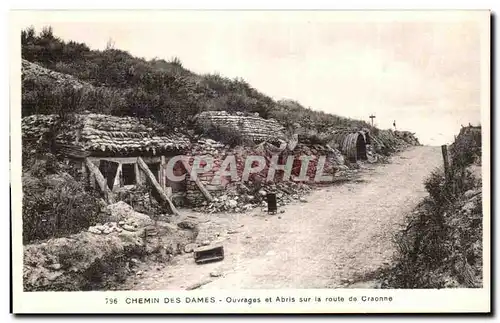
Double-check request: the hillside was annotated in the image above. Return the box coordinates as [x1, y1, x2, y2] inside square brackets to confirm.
[383, 125, 483, 288]
[21, 26, 373, 132]
[20, 26, 427, 292]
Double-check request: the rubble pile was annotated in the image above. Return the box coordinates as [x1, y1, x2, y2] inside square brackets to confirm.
[104, 201, 154, 226]
[289, 143, 345, 180]
[192, 181, 312, 213]
[87, 219, 143, 235]
[23, 201, 199, 291]
[394, 131, 421, 146]
[371, 129, 421, 155]
[365, 144, 390, 164]
[116, 186, 162, 215]
[184, 137, 346, 209]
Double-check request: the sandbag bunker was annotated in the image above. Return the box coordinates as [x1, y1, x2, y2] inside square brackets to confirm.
[22, 113, 191, 215]
[22, 111, 374, 214]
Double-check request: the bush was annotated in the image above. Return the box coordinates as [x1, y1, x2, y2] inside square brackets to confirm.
[196, 120, 254, 147]
[384, 129, 483, 288]
[21, 26, 377, 135]
[22, 154, 103, 244]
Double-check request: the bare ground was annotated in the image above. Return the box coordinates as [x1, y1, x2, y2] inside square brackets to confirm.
[121, 146, 442, 290]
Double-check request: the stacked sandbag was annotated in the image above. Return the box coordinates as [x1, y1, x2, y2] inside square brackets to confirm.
[195, 110, 286, 143]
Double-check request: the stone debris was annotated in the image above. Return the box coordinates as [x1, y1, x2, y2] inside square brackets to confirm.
[192, 181, 312, 214]
[48, 263, 62, 270]
[185, 135, 350, 208]
[87, 216, 148, 235]
[184, 243, 198, 253]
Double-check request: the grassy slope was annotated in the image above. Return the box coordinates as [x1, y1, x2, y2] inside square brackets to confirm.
[384, 126, 483, 288]
[21, 26, 372, 133]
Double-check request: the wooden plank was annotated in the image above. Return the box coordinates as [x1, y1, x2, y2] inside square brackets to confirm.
[441, 144, 455, 194]
[85, 158, 114, 204]
[441, 145, 450, 178]
[137, 157, 181, 216]
[87, 156, 161, 164]
[87, 156, 138, 164]
[81, 162, 87, 183]
[165, 187, 173, 197]
[113, 163, 122, 191]
[143, 156, 162, 164]
[134, 162, 142, 185]
[160, 156, 167, 191]
[181, 160, 213, 203]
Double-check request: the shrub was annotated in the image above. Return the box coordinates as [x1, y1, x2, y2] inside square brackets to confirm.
[21, 26, 377, 135]
[384, 129, 483, 288]
[196, 120, 254, 147]
[22, 154, 103, 244]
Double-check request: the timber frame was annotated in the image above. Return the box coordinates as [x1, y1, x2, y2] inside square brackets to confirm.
[82, 155, 180, 215]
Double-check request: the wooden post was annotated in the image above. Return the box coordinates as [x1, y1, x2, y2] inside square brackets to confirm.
[165, 187, 173, 198]
[137, 157, 181, 216]
[181, 159, 213, 203]
[134, 162, 142, 185]
[112, 163, 122, 191]
[85, 158, 114, 204]
[441, 144, 450, 178]
[441, 144, 455, 194]
[160, 156, 166, 191]
[81, 161, 88, 184]
[369, 114, 376, 127]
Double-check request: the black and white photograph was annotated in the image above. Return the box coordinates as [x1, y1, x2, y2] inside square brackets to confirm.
[10, 9, 490, 314]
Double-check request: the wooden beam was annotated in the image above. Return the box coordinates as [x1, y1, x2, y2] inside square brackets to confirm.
[137, 157, 181, 216]
[441, 145, 450, 179]
[85, 158, 114, 204]
[134, 162, 142, 185]
[81, 162, 87, 183]
[87, 156, 161, 164]
[113, 163, 122, 191]
[181, 160, 213, 203]
[160, 156, 167, 191]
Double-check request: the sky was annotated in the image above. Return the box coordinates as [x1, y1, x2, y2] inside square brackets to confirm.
[24, 11, 488, 145]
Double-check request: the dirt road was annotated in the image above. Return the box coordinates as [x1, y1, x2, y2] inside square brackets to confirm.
[123, 146, 442, 290]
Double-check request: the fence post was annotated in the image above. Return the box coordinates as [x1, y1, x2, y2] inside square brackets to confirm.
[441, 145, 449, 178]
[441, 144, 455, 194]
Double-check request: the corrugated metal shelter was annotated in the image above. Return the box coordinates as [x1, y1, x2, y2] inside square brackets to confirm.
[330, 130, 368, 162]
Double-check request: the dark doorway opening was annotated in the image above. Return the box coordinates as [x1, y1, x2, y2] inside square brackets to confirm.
[147, 163, 160, 182]
[99, 160, 118, 190]
[122, 164, 135, 185]
[356, 135, 367, 160]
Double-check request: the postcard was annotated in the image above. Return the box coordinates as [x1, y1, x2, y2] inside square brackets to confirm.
[10, 9, 491, 314]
